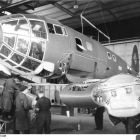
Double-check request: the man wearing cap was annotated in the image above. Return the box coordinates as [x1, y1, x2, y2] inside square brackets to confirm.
[2, 76, 19, 120]
[35, 93, 51, 134]
[94, 106, 105, 130]
[14, 87, 30, 134]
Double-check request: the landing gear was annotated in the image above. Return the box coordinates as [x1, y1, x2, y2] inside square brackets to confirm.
[109, 115, 140, 134]
[124, 115, 140, 134]
[125, 117, 137, 134]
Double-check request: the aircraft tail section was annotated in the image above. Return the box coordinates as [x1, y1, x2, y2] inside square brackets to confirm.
[131, 45, 139, 75]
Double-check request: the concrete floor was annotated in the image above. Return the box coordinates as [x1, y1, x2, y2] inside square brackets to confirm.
[4, 111, 126, 134]
[51, 112, 126, 134]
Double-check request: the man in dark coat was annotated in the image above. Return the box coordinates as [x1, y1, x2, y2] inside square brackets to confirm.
[35, 93, 51, 134]
[14, 88, 30, 134]
[2, 77, 19, 119]
[94, 106, 105, 130]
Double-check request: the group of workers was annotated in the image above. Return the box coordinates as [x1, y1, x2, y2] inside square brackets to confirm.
[0, 76, 139, 134]
[0, 76, 51, 134]
[0, 76, 105, 134]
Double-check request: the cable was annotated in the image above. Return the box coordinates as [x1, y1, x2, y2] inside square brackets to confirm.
[100, 10, 110, 40]
[96, 0, 110, 42]
[81, 1, 90, 15]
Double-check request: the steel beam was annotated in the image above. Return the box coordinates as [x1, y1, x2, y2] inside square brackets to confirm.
[53, 2, 74, 16]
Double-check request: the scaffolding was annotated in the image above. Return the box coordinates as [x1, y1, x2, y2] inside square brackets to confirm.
[0, 119, 13, 134]
[80, 14, 110, 43]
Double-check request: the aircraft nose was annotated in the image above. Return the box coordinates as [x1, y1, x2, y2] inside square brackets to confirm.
[0, 24, 3, 47]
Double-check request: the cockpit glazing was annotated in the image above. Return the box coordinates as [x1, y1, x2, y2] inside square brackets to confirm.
[0, 15, 47, 73]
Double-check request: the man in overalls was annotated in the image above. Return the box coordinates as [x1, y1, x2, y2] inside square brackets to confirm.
[35, 93, 51, 134]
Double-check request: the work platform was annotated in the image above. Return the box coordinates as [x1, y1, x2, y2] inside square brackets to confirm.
[0, 119, 13, 134]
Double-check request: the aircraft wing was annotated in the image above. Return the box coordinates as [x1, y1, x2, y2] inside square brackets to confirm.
[60, 73, 140, 118]
[98, 73, 140, 117]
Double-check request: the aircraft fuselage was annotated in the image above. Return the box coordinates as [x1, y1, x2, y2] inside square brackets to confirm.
[0, 14, 136, 82]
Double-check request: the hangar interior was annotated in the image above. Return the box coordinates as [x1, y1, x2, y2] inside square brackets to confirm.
[0, 0, 140, 41]
[0, 0, 140, 134]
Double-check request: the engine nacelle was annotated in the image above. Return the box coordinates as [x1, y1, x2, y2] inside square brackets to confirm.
[60, 82, 104, 107]
[60, 74, 140, 118]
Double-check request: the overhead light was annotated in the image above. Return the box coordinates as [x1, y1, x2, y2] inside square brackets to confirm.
[73, 0, 78, 9]
[2, 11, 11, 15]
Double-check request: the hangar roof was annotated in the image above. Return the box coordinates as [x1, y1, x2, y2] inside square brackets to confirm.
[0, 0, 140, 40]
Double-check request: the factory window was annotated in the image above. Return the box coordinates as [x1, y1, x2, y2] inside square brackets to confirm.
[30, 20, 47, 39]
[3, 33, 15, 48]
[75, 38, 85, 52]
[0, 45, 11, 57]
[22, 58, 40, 71]
[47, 23, 55, 34]
[11, 53, 24, 64]
[29, 39, 45, 61]
[112, 55, 116, 62]
[107, 52, 112, 59]
[16, 36, 29, 55]
[54, 25, 63, 35]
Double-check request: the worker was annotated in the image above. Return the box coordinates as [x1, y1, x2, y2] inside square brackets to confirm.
[94, 106, 105, 130]
[2, 76, 19, 120]
[35, 93, 51, 134]
[14, 86, 30, 134]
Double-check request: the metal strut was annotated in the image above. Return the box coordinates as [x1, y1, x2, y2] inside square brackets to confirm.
[80, 14, 110, 43]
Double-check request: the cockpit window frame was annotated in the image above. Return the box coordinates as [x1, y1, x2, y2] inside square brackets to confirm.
[75, 37, 85, 52]
[29, 38, 46, 61]
[10, 52, 25, 65]
[0, 16, 49, 73]
[47, 23, 55, 34]
[0, 14, 24, 22]
[1, 17, 30, 50]
[3, 33, 16, 49]
[15, 35, 29, 55]
[0, 44, 12, 57]
[27, 18, 48, 62]
[21, 57, 41, 71]
[53, 24, 68, 36]
[28, 19, 48, 41]
[63, 27, 68, 36]
[0, 17, 23, 25]
[53, 24, 63, 35]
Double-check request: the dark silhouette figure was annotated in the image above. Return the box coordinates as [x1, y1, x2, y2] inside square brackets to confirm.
[35, 96, 51, 134]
